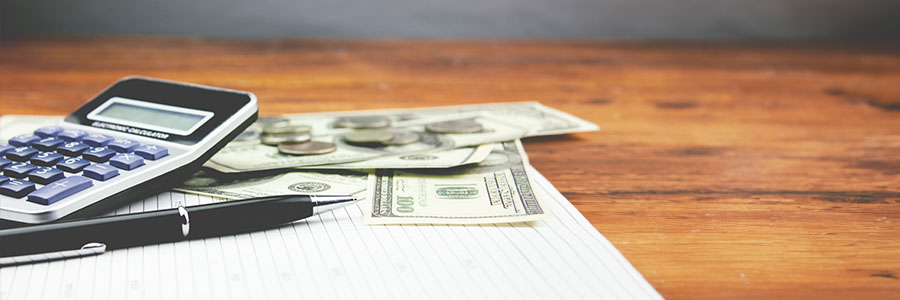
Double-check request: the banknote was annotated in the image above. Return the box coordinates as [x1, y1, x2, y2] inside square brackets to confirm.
[174, 169, 368, 200]
[203, 143, 495, 172]
[365, 140, 547, 225]
[205, 114, 528, 172]
[207, 102, 598, 172]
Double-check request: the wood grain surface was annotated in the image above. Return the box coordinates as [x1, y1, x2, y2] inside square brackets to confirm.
[1, 37, 898, 299]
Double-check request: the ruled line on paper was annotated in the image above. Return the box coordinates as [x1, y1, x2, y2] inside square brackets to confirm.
[0, 167, 662, 300]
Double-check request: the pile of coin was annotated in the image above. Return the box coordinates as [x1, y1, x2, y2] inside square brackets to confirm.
[277, 141, 338, 155]
[424, 119, 484, 134]
[261, 124, 312, 145]
[334, 115, 391, 129]
[237, 116, 486, 155]
[247, 117, 339, 156]
[333, 116, 416, 148]
[342, 129, 421, 147]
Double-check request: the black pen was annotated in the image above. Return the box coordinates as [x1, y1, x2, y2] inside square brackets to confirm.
[0, 194, 356, 266]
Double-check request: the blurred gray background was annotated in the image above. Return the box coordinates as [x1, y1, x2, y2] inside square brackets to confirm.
[2, 0, 899, 40]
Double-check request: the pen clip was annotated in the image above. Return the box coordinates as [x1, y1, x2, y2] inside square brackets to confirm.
[0, 242, 107, 267]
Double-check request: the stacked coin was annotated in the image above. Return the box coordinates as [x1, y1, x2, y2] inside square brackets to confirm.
[342, 129, 420, 147]
[246, 115, 483, 155]
[261, 124, 312, 145]
[425, 119, 484, 134]
[334, 115, 391, 129]
[251, 120, 339, 156]
[278, 141, 338, 155]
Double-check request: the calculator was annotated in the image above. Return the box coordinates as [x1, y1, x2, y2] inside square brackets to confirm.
[0, 76, 257, 225]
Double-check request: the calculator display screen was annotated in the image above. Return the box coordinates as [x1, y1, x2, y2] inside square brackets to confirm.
[88, 97, 215, 136]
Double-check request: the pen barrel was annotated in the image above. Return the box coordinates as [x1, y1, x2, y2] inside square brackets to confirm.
[0, 195, 323, 258]
[185, 195, 314, 238]
[0, 210, 184, 257]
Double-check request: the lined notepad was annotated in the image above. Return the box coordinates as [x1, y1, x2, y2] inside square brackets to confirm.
[0, 166, 661, 300]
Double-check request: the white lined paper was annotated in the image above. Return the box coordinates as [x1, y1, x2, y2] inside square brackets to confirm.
[0, 167, 662, 300]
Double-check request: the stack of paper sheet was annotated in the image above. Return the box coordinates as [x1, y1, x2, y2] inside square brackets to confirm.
[0, 166, 661, 300]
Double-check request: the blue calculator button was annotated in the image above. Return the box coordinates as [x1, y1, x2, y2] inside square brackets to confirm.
[30, 152, 65, 166]
[9, 134, 41, 147]
[134, 144, 168, 160]
[83, 147, 116, 162]
[83, 164, 119, 181]
[82, 134, 114, 147]
[108, 138, 140, 153]
[5, 147, 39, 162]
[27, 176, 93, 205]
[0, 175, 8, 185]
[57, 130, 89, 142]
[109, 153, 144, 170]
[0, 144, 13, 155]
[31, 137, 66, 152]
[0, 158, 10, 169]
[34, 126, 64, 138]
[28, 167, 66, 185]
[4, 162, 38, 178]
[0, 179, 36, 198]
[57, 141, 90, 156]
[57, 157, 91, 173]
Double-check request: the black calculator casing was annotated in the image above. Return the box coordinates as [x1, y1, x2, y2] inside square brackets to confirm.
[0, 77, 257, 228]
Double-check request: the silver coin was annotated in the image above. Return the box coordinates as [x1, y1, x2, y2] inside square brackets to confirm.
[261, 132, 312, 145]
[278, 141, 338, 155]
[382, 131, 420, 145]
[425, 119, 484, 133]
[343, 130, 395, 144]
[334, 115, 391, 129]
[256, 117, 290, 128]
[262, 124, 312, 135]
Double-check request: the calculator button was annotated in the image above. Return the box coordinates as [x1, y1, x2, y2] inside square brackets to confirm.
[0, 144, 13, 155]
[0, 175, 8, 185]
[28, 167, 66, 185]
[57, 130, 88, 142]
[0, 158, 10, 169]
[109, 153, 144, 170]
[27, 176, 93, 205]
[134, 144, 168, 160]
[57, 141, 90, 156]
[3, 162, 37, 178]
[9, 134, 41, 147]
[57, 157, 91, 173]
[30, 152, 65, 166]
[34, 126, 64, 138]
[108, 138, 140, 153]
[5, 147, 39, 162]
[83, 147, 116, 162]
[31, 137, 65, 152]
[81, 134, 114, 147]
[0, 179, 36, 198]
[83, 164, 119, 181]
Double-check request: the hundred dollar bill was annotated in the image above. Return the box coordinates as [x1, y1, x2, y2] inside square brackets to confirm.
[204, 143, 495, 172]
[207, 102, 598, 172]
[174, 169, 368, 200]
[206, 114, 527, 172]
[365, 140, 547, 225]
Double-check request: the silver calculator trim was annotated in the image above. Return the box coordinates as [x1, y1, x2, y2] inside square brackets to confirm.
[0, 89, 256, 224]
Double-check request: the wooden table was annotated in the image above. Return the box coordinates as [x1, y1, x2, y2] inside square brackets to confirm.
[1, 38, 898, 299]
